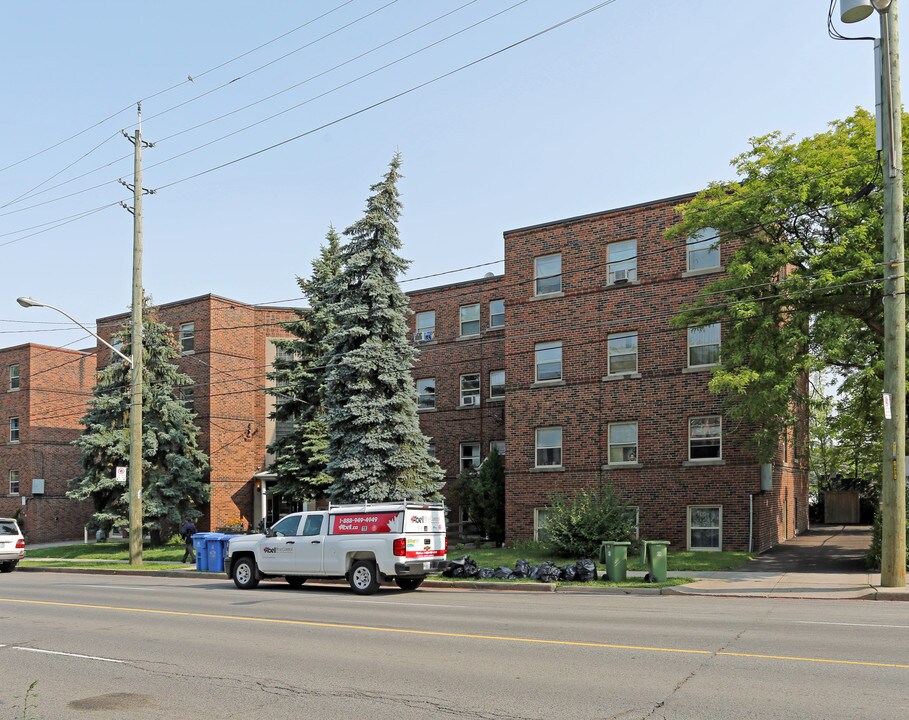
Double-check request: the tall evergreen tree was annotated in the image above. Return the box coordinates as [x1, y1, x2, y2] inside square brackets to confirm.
[68, 304, 209, 541]
[323, 153, 444, 502]
[266, 227, 341, 501]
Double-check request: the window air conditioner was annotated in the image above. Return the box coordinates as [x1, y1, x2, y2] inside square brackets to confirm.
[414, 330, 434, 342]
[462, 395, 478, 406]
[611, 268, 629, 283]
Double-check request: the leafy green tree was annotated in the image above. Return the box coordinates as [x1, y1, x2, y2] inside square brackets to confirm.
[455, 446, 505, 545]
[266, 227, 341, 501]
[668, 108, 907, 462]
[544, 484, 634, 558]
[322, 153, 444, 502]
[68, 305, 209, 542]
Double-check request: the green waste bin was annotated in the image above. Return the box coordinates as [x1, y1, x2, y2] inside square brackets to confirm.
[641, 540, 670, 583]
[599, 541, 632, 582]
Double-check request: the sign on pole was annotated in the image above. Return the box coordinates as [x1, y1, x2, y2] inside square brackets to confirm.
[116, 466, 127, 483]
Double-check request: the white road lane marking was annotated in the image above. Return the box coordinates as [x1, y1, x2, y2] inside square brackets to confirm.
[796, 621, 909, 629]
[14, 647, 125, 663]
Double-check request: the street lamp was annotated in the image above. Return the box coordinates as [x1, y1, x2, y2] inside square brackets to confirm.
[16, 296, 144, 566]
[840, 0, 906, 588]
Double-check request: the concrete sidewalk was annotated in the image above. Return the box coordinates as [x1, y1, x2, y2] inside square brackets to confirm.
[667, 525, 909, 601]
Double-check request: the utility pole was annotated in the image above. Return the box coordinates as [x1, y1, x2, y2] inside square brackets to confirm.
[120, 105, 154, 567]
[878, 0, 906, 588]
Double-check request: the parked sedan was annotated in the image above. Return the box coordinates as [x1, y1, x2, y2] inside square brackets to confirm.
[0, 518, 25, 572]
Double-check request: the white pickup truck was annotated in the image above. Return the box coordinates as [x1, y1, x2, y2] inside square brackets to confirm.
[224, 502, 448, 595]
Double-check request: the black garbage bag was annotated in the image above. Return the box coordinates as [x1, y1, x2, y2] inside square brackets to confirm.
[560, 564, 577, 581]
[528, 565, 541, 580]
[575, 558, 598, 582]
[513, 559, 531, 578]
[477, 567, 495, 579]
[493, 566, 516, 580]
[463, 558, 480, 577]
[537, 562, 561, 582]
[443, 556, 471, 578]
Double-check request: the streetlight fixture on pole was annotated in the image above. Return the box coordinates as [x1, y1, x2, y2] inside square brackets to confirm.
[841, 0, 906, 587]
[16, 295, 143, 566]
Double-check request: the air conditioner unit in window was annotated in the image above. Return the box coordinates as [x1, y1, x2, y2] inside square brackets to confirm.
[413, 330, 434, 342]
[611, 268, 629, 283]
[461, 395, 478, 406]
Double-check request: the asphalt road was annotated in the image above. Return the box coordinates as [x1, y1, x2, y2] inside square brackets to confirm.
[0, 572, 907, 719]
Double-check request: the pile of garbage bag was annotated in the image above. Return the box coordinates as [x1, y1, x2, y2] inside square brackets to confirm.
[442, 556, 599, 583]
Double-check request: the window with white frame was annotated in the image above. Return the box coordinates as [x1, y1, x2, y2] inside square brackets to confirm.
[607, 239, 637, 284]
[179, 322, 195, 354]
[688, 505, 722, 550]
[426, 440, 436, 457]
[416, 378, 436, 409]
[415, 310, 436, 341]
[689, 416, 722, 460]
[179, 387, 195, 413]
[607, 332, 638, 375]
[8, 364, 19, 391]
[460, 304, 480, 336]
[535, 341, 562, 382]
[460, 442, 481, 470]
[608, 422, 637, 464]
[489, 299, 505, 328]
[534, 253, 562, 295]
[688, 323, 720, 367]
[534, 507, 550, 542]
[9, 417, 19, 444]
[489, 370, 505, 399]
[460, 373, 480, 406]
[535, 426, 562, 467]
[9, 470, 19, 496]
[687, 227, 720, 271]
[111, 338, 125, 364]
[489, 440, 505, 456]
[625, 506, 640, 539]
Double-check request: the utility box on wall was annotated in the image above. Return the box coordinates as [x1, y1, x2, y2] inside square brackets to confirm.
[31, 479, 45, 495]
[760, 464, 773, 492]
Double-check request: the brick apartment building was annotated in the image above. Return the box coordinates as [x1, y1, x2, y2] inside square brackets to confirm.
[0, 343, 94, 542]
[408, 193, 809, 552]
[95, 294, 298, 534]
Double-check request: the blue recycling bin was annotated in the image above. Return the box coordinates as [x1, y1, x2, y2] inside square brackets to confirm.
[192, 532, 212, 571]
[206, 533, 228, 573]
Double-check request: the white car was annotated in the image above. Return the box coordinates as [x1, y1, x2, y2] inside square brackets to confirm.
[0, 518, 25, 572]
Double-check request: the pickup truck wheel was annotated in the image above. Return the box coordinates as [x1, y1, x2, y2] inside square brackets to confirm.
[286, 576, 306, 588]
[394, 577, 424, 591]
[349, 559, 380, 595]
[0, 561, 16, 573]
[232, 557, 259, 589]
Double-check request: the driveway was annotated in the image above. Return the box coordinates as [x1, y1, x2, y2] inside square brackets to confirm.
[741, 524, 871, 574]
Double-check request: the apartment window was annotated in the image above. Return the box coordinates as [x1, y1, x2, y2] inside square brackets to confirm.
[535, 342, 562, 382]
[607, 239, 637, 284]
[535, 427, 562, 467]
[8, 470, 19, 496]
[179, 322, 195, 354]
[460, 442, 481, 470]
[426, 440, 436, 457]
[688, 506, 722, 551]
[489, 299, 505, 328]
[687, 227, 720, 271]
[8, 364, 20, 392]
[460, 373, 480, 406]
[608, 422, 637, 464]
[534, 508, 550, 542]
[111, 338, 125, 364]
[489, 370, 505, 399]
[688, 324, 720, 367]
[416, 378, 436, 409]
[180, 387, 195, 413]
[534, 253, 562, 295]
[415, 311, 436, 342]
[689, 416, 722, 460]
[607, 332, 638, 375]
[490, 440, 505, 456]
[625, 506, 640, 539]
[9, 417, 19, 444]
[460, 304, 481, 336]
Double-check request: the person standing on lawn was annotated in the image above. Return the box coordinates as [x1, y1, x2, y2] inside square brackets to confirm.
[179, 517, 198, 563]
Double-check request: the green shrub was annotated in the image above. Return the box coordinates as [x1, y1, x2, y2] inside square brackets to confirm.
[544, 484, 635, 557]
[866, 487, 909, 570]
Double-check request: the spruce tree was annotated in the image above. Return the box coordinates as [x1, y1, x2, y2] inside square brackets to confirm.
[68, 303, 209, 541]
[266, 227, 341, 501]
[323, 153, 444, 503]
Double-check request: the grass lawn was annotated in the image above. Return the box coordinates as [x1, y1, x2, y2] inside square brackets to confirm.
[446, 544, 751, 572]
[27, 541, 185, 562]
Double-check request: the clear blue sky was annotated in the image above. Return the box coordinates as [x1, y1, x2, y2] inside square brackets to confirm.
[0, 1, 893, 347]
